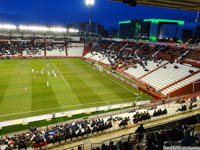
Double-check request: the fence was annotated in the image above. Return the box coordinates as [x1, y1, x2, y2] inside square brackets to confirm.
[90, 101, 200, 149]
[63, 144, 84, 150]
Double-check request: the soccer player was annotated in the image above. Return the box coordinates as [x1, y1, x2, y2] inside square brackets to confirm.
[33, 76, 36, 80]
[25, 86, 28, 93]
[41, 69, 44, 75]
[47, 81, 49, 87]
[135, 93, 140, 98]
[32, 69, 34, 73]
[54, 73, 56, 78]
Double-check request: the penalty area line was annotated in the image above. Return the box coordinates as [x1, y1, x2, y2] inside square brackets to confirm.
[101, 73, 135, 95]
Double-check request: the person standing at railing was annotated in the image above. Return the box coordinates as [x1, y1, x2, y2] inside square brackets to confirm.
[135, 124, 145, 142]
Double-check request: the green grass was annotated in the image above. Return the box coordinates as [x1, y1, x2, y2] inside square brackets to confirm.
[0, 58, 152, 122]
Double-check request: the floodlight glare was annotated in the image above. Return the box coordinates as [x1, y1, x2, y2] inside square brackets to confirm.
[50, 27, 67, 33]
[85, 0, 94, 6]
[69, 28, 79, 33]
[19, 25, 49, 32]
[0, 24, 17, 30]
[69, 28, 75, 33]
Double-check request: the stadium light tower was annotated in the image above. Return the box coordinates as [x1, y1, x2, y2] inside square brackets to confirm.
[85, 0, 94, 33]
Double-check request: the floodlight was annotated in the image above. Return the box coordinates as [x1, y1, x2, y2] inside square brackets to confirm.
[69, 28, 75, 33]
[19, 25, 49, 32]
[85, 0, 94, 6]
[85, 0, 94, 32]
[0, 24, 17, 30]
[69, 28, 79, 33]
[50, 27, 67, 33]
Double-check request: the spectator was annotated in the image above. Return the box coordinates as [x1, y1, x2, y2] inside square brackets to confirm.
[135, 124, 145, 142]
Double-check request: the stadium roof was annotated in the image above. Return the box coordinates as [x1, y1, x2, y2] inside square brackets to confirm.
[110, 0, 200, 11]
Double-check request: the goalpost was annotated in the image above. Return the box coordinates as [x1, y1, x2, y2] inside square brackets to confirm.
[93, 63, 103, 73]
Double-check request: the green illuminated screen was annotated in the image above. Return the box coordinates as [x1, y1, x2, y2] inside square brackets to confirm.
[119, 20, 131, 24]
[143, 18, 184, 25]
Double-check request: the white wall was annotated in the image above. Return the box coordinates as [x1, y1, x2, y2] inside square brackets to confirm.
[67, 47, 84, 57]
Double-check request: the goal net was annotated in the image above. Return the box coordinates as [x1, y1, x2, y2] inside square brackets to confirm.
[93, 64, 103, 73]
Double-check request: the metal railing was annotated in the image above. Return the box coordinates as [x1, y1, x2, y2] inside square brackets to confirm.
[90, 102, 200, 149]
[63, 144, 84, 150]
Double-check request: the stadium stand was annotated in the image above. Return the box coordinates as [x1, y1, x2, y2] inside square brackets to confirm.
[84, 40, 200, 98]
[0, 118, 113, 149]
[140, 63, 199, 92]
[23, 43, 45, 57]
[185, 50, 200, 61]
[67, 43, 84, 57]
[67, 47, 84, 57]
[124, 60, 168, 79]
[91, 113, 200, 150]
[0, 39, 199, 150]
[0, 94, 199, 150]
[0, 41, 88, 58]
[0, 42, 21, 57]
[0, 39, 199, 98]
[46, 43, 66, 57]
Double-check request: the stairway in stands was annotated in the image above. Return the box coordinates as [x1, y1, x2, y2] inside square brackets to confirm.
[82, 47, 93, 57]
[159, 70, 200, 92]
[139, 62, 168, 80]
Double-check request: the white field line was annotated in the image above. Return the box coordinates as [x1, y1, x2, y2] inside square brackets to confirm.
[82, 60, 91, 66]
[82, 60, 136, 95]
[42, 60, 70, 88]
[62, 73, 91, 76]
[53, 64, 70, 88]
[0, 97, 137, 118]
[71, 83, 115, 88]
[64, 62, 86, 65]
[64, 61, 90, 75]
[101, 73, 135, 95]
[64, 61, 135, 94]
[67, 60, 137, 96]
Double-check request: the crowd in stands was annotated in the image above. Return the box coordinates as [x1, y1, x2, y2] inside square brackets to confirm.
[177, 99, 198, 112]
[92, 114, 200, 150]
[23, 43, 44, 56]
[90, 41, 158, 70]
[0, 42, 21, 56]
[132, 108, 167, 124]
[46, 44, 65, 52]
[89, 40, 181, 75]
[86, 40, 200, 97]
[152, 108, 167, 117]
[0, 119, 112, 150]
[0, 42, 66, 57]
[0, 40, 199, 64]
[133, 111, 151, 124]
[0, 97, 199, 150]
[89, 40, 200, 71]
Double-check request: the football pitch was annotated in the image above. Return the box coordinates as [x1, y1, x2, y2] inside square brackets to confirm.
[0, 58, 152, 121]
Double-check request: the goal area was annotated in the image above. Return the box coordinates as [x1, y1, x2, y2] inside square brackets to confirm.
[93, 64, 103, 73]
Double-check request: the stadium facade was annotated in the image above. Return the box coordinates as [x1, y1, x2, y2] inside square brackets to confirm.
[118, 18, 184, 42]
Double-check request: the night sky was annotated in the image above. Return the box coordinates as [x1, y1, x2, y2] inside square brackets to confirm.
[0, 0, 198, 29]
